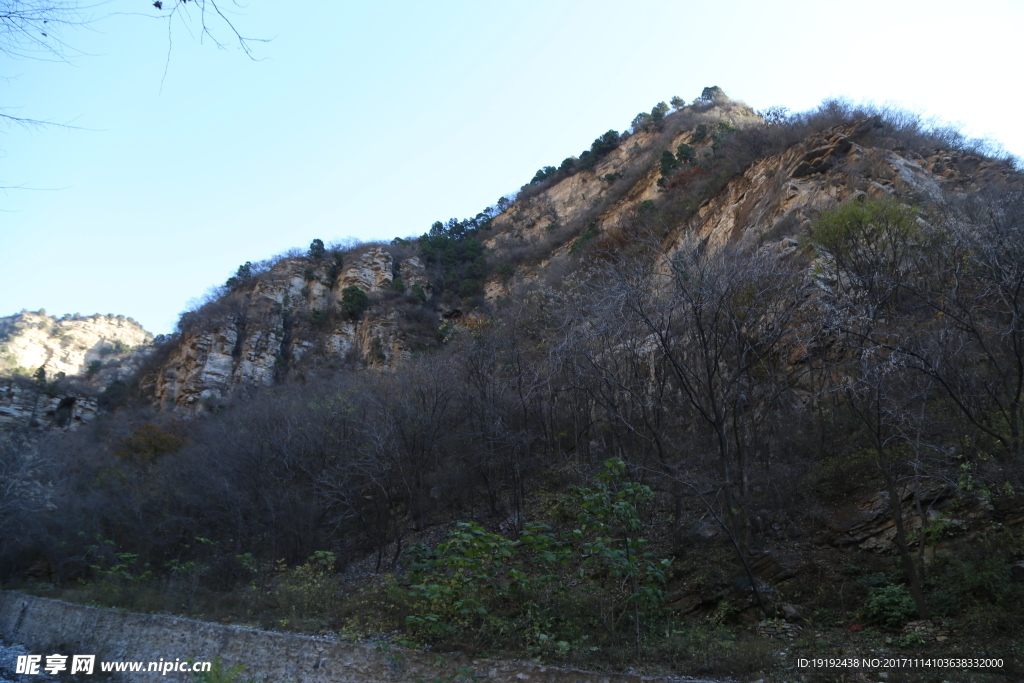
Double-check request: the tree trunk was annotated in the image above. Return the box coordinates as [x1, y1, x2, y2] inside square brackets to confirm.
[879, 454, 930, 620]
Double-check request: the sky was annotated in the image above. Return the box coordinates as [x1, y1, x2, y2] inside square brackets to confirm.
[1, 0, 1022, 334]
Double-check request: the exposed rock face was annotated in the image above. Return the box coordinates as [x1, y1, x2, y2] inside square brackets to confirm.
[483, 99, 761, 260]
[339, 248, 394, 291]
[0, 311, 151, 378]
[826, 486, 1023, 552]
[0, 312, 152, 432]
[0, 380, 99, 431]
[147, 249, 426, 410]
[481, 104, 1015, 303]
[143, 102, 1022, 413]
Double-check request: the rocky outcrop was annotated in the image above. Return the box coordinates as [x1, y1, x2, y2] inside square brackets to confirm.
[339, 248, 394, 291]
[483, 99, 761, 260]
[128, 106, 1024, 414]
[483, 105, 1011, 305]
[825, 486, 1024, 552]
[0, 312, 151, 379]
[0, 312, 151, 432]
[147, 249, 428, 409]
[677, 117, 961, 257]
[0, 380, 99, 431]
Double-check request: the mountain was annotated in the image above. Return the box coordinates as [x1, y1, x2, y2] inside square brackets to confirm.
[4, 91, 1024, 680]
[0, 311, 151, 430]
[138, 92, 1018, 413]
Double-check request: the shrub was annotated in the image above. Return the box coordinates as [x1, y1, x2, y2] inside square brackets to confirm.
[115, 425, 186, 462]
[403, 460, 670, 658]
[410, 284, 427, 304]
[310, 308, 330, 328]
[660, 149, 679, 178]
[370, 337, 387, 363]
[650, 101, 669, 127]
[863, 584, 917, 629]
[675, 143, 695, 164]
[340, 286, 369, 319]
[391, 276, 405, 293]
[226, 262, 254, 289]
[98, 380, 129, 410]
[327, 251, 344, 280]
[459, 279, 483, 298]
[569, 226, 599, 256]
[308, 239, 326, 259]
[87, 360, 102, 376]
[530, 166, 557, 184]
[926, 529, 1024, 628]
[698, 85, 725, 103]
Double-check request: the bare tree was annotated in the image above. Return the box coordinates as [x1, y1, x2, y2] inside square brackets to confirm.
[558, 230, 804, 614]
[899, 189, 1024, 478]
[0, 433, 53, 558]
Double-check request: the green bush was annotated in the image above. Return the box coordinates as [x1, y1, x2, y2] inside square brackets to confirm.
[370, 338, 386, 363]
[675, 143, 695, 164]
[569, 226, 599, 256]
[926, 528, 1024, 628]
[340, 286, 369, 319]
[311, 309, 330, 328]
[226, 262, 253, 289]
[191, 657, 252, 683]
[391, 276, 405, 293]
[459, 279, 483, 298]
[98, 380, 129, 410]
[410, 284, 427, 305]
[863, 584, 916, 629]
[403, 460, 671, 659]
[308, 238, 325, 259]
[530, 166, 557, 184]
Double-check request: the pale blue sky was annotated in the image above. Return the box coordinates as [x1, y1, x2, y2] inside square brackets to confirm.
[2, 0, 1022, 334]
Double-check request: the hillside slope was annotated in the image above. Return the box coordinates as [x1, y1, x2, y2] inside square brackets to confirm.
[0, 311, 152, 430]
[141, 93, 1019, 412]
[5, 92, 1024, 682]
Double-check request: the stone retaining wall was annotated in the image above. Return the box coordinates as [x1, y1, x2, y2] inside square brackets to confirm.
[0, 592, 712, 683]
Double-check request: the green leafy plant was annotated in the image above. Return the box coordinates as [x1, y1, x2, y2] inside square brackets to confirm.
[308, 238, 326, 259]
[191, 657, 252, 683]
[341, 286, 369, 319]
[863, 584, 917, 629]
[226, 262, 254, 289]
[403, 460, 670, 660]
[410, 284, 427, 304]
[569, 226, 599, 256]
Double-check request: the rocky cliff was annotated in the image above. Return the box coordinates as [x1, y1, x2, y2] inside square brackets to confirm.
[144, 249, 431, 409]
[486, 103, 1017, 298]
[0, 311, 151, 379]
[140, 94, 1021, 412]
[0, 312, 152, 431]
